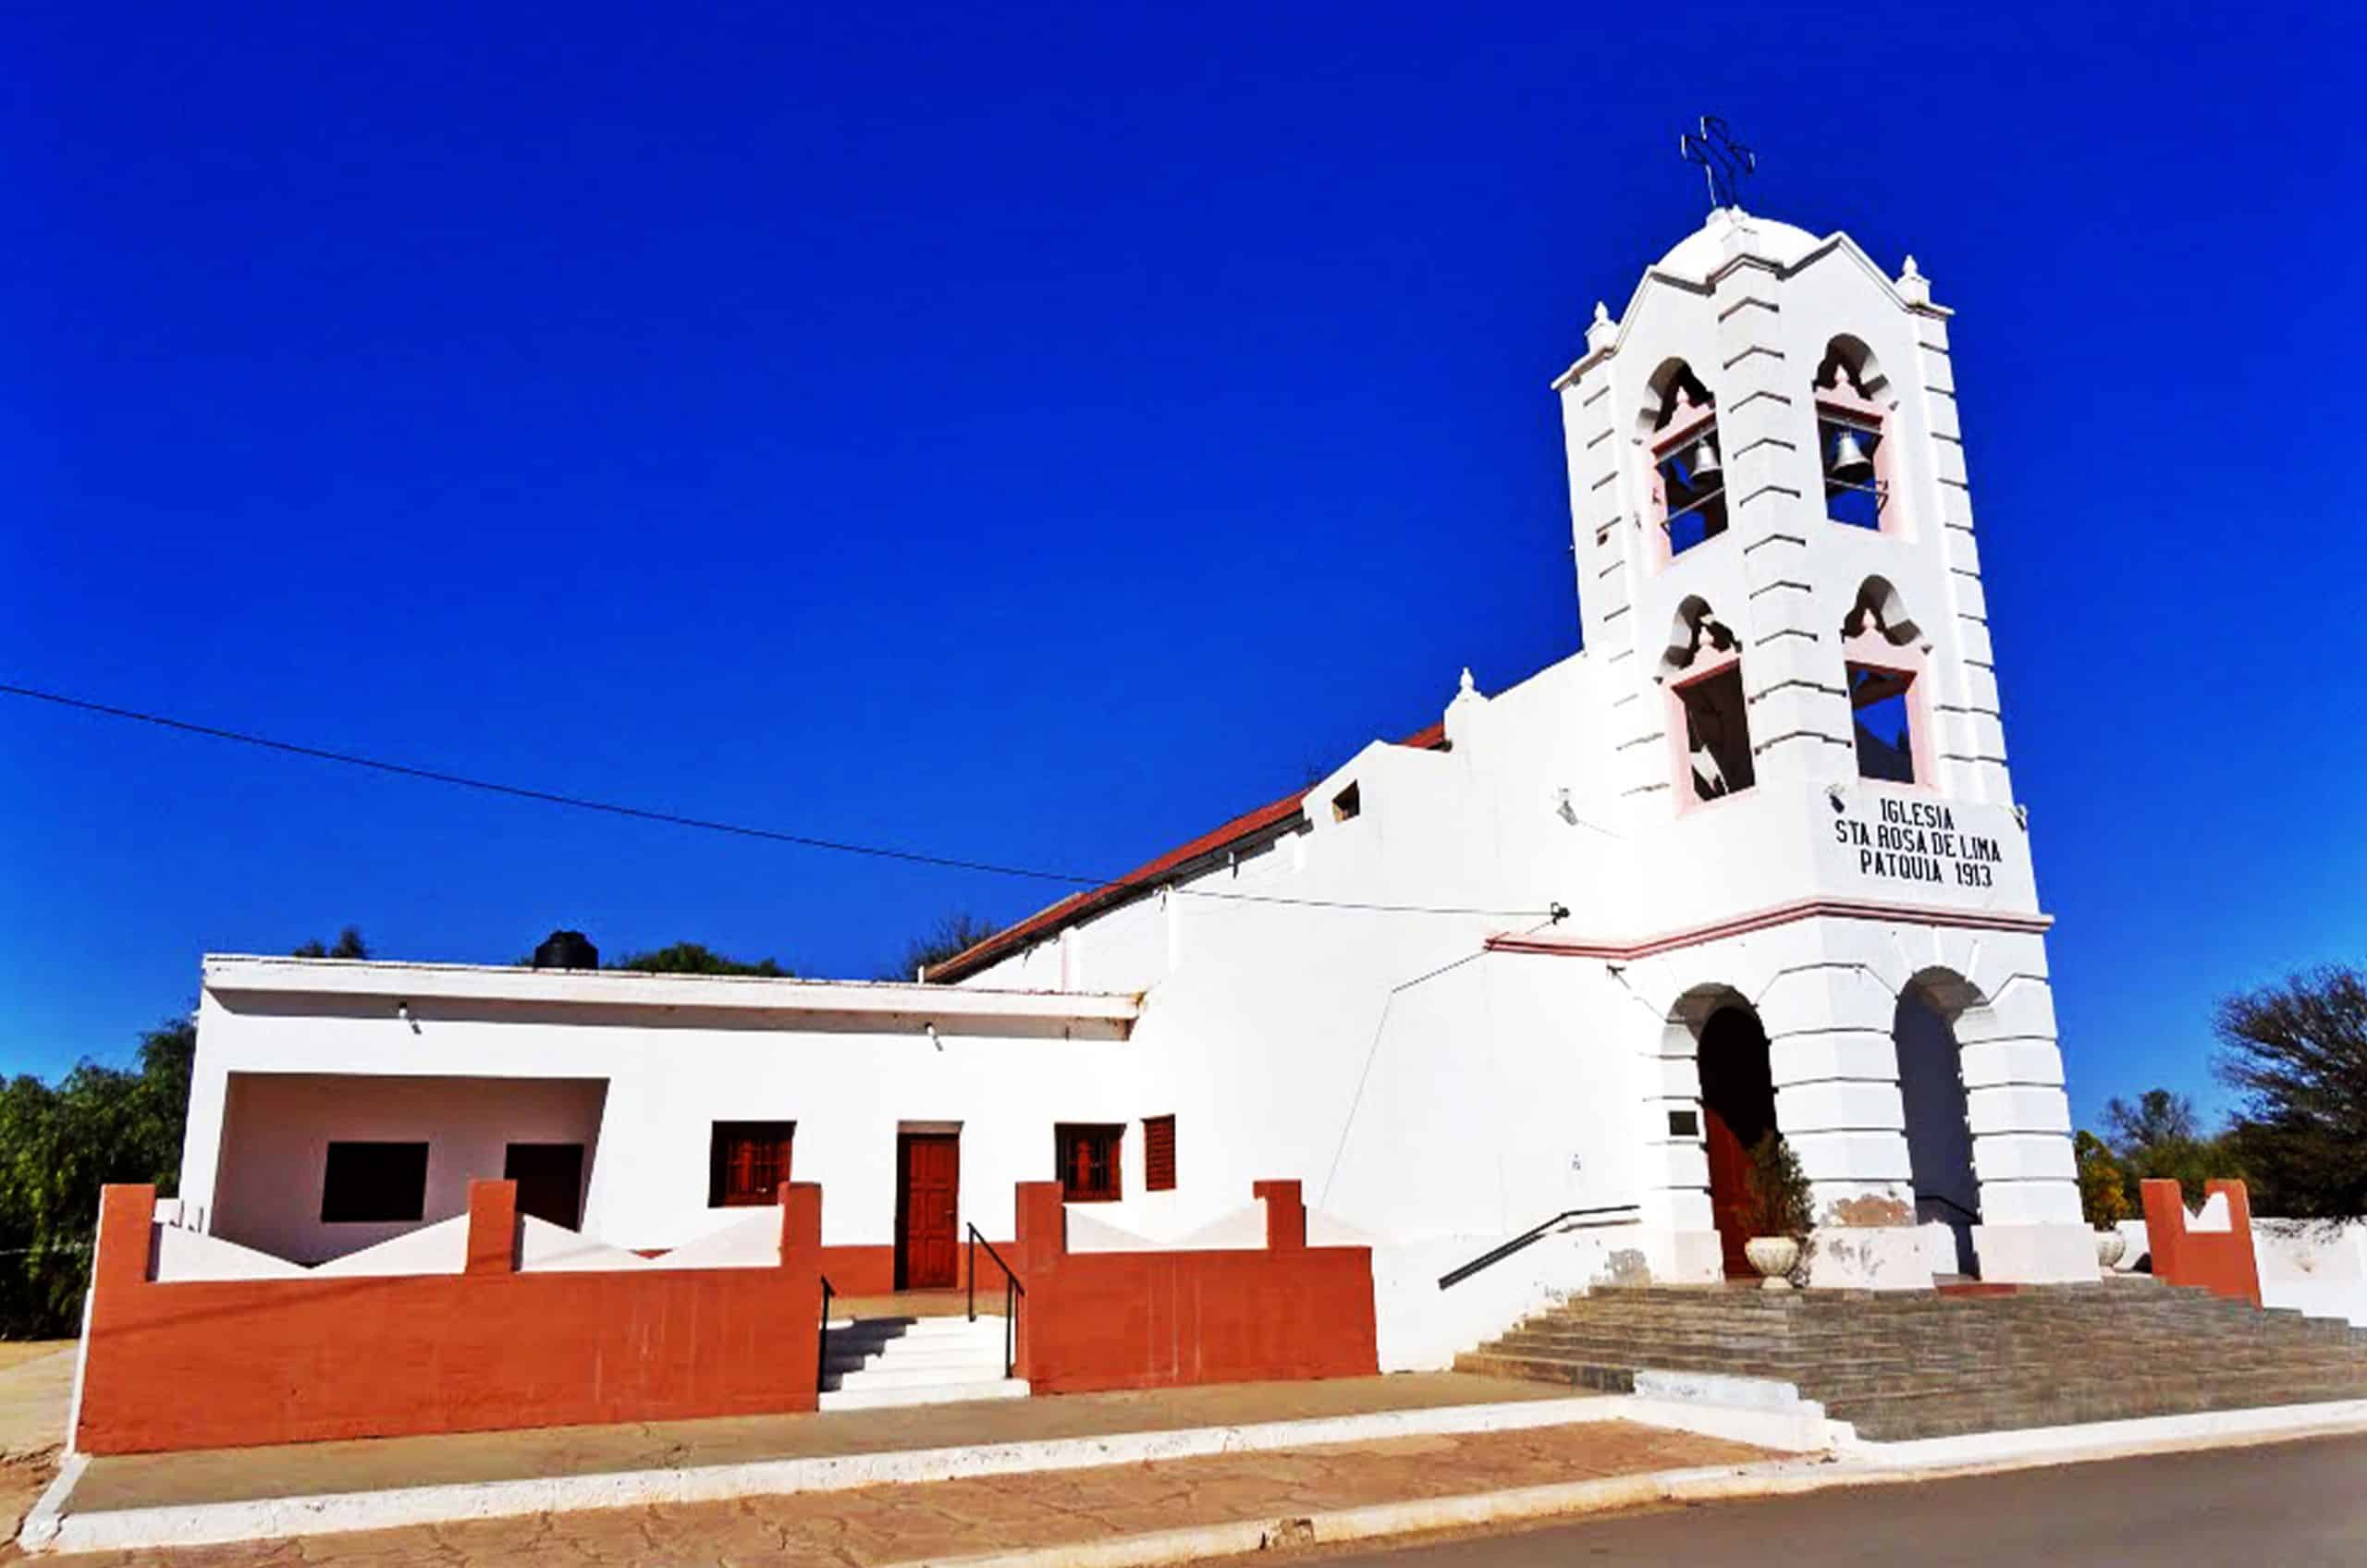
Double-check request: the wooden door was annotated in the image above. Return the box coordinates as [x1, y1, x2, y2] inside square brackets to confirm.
[1698, 1007, 1776, 1280]
[896, 1133, 960, 1290]
[1701, 1106, 1756, 1280]
[503, 1143, 585, 1231]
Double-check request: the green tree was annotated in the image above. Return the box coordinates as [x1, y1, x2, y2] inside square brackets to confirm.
[0, 1018, 194, 1339]
[2100, 1087, 2242, 1207]
[1743, 1132, 1813, 1240]
[884, 913, 1002, 981]
[610, 942, 790, 978]
[2214, 964, 2367, 1219]
[291, 926, 369, 960]
[2075, 1129, 2134, 1229]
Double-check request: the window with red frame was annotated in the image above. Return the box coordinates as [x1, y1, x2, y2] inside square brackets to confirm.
[1143, 1115, 1177, 1192]
[1055, 1122, 1124, 1202]
[709, 1121, 794, 1207]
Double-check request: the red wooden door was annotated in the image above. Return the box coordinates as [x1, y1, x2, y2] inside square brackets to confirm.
[897, 1133, 960, 1290]
[1699, 1006, 1777, 1280]
[1703, 1104, 1756, 1279]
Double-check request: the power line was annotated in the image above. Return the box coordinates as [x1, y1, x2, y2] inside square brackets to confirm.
[0, 681, 1563, 921]
[0, 680, 1098, 886]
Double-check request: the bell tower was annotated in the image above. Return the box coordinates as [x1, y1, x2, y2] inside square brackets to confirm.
[1549, 151, 2088, 1286]
[1555, 202, 2023, 896]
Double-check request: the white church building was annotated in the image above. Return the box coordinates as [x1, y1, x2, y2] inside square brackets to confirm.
[173, 204, 2094, 1369]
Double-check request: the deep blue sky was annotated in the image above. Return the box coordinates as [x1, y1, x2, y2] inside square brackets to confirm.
[5, 4, 2361, 1130]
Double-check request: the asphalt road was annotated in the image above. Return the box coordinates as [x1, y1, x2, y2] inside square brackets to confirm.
[1306, 1434, 2367, 1568]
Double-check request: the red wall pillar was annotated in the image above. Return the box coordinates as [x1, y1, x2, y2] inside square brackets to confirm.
[92, 1183, 157, 1292]
[2141, 1178, 2263, 1307]
[1253, 1180, 1306, 1251]
[465, 1180, 519, 1275]
[779, 1181, 822, 1264]
[1012, 1182, 1066, 1381]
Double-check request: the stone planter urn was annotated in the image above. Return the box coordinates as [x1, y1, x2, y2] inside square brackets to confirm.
[1745, 1236, 1802, 1291]
[2095, 1230, 2128, 1270]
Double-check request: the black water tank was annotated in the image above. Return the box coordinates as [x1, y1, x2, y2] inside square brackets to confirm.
[532, 930, 599, 970]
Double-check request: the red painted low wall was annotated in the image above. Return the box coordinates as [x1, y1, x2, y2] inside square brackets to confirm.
[2141, 1178, 2263, 1307]
[74, 1181, 827, 1456]
[1011, 1179, 1378, 1394]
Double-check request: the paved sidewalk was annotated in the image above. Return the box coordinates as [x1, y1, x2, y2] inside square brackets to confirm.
[31, 1421, 1769, 1566]
[71, 1373, 1576, 1514]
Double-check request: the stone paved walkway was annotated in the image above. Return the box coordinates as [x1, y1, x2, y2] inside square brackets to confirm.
[19, 1422, 1766, 1566]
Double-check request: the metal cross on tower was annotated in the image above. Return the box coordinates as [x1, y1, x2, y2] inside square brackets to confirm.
[1679, 116, 1755, 212]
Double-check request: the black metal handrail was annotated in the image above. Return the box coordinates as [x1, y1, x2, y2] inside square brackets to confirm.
[1917, 1192, 1981, 1224]
[816, 1274, 836, 1398]
[967, 1224, 1025, 1380]
[1437, 1204, 1644, 1291]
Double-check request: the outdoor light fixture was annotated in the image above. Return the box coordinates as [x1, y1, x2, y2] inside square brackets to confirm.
[926, 1022, 942, 1052]
[396, 1000, 419, 1035]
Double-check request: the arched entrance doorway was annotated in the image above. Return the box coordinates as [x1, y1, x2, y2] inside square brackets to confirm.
[1895, 980, 1981, 1275]
[1699, 1006, 1777, 1280]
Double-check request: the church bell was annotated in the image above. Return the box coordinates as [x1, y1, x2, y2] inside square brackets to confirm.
[1828, 429, 1873, 484]
[1688, 436, 1722, 484]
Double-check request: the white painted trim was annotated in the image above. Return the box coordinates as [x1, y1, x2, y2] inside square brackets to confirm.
[200, 955, 1139, 1025]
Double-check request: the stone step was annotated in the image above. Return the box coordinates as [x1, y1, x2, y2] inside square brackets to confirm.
[1460, 1282, 2367, 1439]
[1512, 1311, 2363, 1354]
[1473, 1335, 2367, 1389]
[824, 1339, 1012, 1372]
[824, 1358, 1014, 1390]
[1830, 1379, 2367, 1440]
[816, 1378, 1031, 1412]
[1478, 1329, 2366, 1378]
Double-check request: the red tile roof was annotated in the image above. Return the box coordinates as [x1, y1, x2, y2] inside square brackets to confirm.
[924, 721, 1450, 985]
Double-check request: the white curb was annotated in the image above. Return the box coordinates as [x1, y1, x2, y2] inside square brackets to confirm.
[876, 1404, 2367, 1568]
[1845, 1397, 2367, 1470]
[25, 1391, 2367, 1558]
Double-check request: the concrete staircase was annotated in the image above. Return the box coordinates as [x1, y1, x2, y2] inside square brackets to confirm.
[817, 1314, 1030, 1411]
[1455, 1279, 2367, 1440]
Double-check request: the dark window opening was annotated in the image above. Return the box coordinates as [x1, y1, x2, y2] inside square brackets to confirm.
[1677, 666, 1755, 801]
[709, 1121, 795, 1207]
[1820, 416, 1885, 529]
[1056, 1122, 1124, 1203]
[1331, 781, 1361, 823]
[505, 1142, 586, 1231]
[1657, 425, 1729, 556]
[320, 1141, 429, 1223]
[1144, 1115, 1177, 1192]
[1848, 664, 1918, 783]
[1668, 1109, 1701, 1138]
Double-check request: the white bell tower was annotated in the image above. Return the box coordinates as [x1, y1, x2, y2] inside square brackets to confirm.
[1548, 155, 2090, 1285]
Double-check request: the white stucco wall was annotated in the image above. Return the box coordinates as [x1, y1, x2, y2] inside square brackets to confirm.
[182, 972, 1148, 1260]
[210, 1072, 609, 1264]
